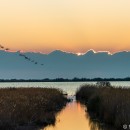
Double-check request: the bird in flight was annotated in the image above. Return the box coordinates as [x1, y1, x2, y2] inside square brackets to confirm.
[0, 44, 44, 66]
[5, 48, 10, 51]
[0, 44, 4, 49]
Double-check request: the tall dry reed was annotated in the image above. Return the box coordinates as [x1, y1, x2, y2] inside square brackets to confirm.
[76, 83, 130, 129]
[0, 87, 67, 130]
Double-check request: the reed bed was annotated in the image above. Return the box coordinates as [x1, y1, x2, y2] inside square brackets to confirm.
[0, 87, 68, 130]
[76, 83, 130, 129]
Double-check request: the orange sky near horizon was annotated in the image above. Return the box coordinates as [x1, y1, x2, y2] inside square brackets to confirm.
[0, 0, 130, 54]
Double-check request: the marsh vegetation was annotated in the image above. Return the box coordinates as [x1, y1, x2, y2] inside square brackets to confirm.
[76, 82, 130, 129]
[0, 88, 68, 130]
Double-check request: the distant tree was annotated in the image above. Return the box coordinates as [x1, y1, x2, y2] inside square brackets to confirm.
[73, 77, 79, 81]
[96, 81, 111, 87]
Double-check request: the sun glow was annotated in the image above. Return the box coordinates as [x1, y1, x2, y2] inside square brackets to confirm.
[0, 0, 130, 53]
[76, 53, 83, 56]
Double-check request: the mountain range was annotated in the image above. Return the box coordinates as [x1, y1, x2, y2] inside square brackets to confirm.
[0, 50, 130, 79]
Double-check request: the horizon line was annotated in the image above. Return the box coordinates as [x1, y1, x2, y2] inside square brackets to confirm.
[1, 48, 130, 56]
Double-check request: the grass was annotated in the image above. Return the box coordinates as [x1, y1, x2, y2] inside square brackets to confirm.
[76, 83, 130, 129]
[0, 87, 68, 130]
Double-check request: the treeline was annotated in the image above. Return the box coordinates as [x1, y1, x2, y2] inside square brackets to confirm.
[0, 77, 130, 82]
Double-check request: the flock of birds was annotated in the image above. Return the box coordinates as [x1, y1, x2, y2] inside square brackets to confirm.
[0, 44, 44, 66]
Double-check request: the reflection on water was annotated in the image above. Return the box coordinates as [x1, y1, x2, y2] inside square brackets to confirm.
[45, 98, 114, 130]
[86, 113, 115, 130]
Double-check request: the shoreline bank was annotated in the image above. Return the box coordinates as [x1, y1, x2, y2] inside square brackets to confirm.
[76, 83, 130, 129]
[0, 88, 68, 130]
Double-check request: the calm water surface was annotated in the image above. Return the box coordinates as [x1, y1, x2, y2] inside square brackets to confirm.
[0, 81, 130, 95]
[44, 97, 114, 130]
[0, 81, 129, 130]
[45, 100, 97, 130]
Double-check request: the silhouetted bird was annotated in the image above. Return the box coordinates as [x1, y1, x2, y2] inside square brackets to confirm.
[5, 48, 10, 51]
[0, 44, 44, 66]
[24, 56, 29, 59]
[0, 45, 4, 49]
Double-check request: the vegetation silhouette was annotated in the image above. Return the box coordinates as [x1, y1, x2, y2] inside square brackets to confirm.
[0, 77, 130, 82]
[76, 82, 130, 129]
[96, 81, 111, 87]
[0, 88, 68, 130]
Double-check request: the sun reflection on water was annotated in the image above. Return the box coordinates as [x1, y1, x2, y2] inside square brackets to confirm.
[45, 100, 102, 130]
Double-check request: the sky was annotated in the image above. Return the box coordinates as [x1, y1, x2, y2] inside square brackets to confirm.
[0, 0, 130, 54]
